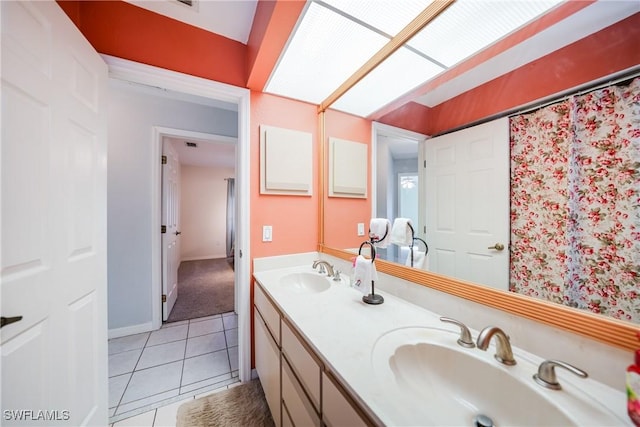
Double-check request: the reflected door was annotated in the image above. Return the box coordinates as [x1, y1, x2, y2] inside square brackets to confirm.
[424, 117, 509, 290]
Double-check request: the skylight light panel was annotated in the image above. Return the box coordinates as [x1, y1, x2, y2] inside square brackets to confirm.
[265, 2, 388, 105]
[331, 46, 444, 117]
[408, 0, 563, 67]
[320, 0, 433, 36]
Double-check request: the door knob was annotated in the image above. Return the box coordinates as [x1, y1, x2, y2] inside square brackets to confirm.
[488, 243, 505, 251]
[1, 316, 23, 328]
[175, 231, 181, 235]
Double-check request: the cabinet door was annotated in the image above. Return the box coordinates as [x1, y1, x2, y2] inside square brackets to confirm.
[255, 283, 281, 343]
[322, 372, 368, 427]
[254, 308, 281, 426]
[281, 321, 321, 411]
[282, 357, 321, 427]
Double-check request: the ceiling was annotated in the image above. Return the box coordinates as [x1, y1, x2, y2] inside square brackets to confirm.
[265, 0, 638, 117]
[126, 0, 639, 120]
[123, 0, 258, 44]
[167, 136, 236, 169]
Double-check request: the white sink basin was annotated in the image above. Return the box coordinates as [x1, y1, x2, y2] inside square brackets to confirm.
[371, 327, 626, 426]
[278, 272, 331, 294]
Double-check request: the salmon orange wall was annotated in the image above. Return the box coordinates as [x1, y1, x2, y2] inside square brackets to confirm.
[323, 109, 372, 250]
[250, 92, 320, 259]
[59, 0, 247, 87]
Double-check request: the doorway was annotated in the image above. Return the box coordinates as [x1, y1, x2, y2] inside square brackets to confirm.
[105, 55, 251, 383]
[371, 122, 427, 264]
[159, 130, 238, 323]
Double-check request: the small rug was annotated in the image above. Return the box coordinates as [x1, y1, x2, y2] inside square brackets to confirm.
[167, 258, 235, 323]
[177, 380, 275, 427]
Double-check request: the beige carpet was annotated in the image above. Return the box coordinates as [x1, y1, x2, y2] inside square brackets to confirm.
[167, 258, 235, 323]
[177, 380, 274, 427]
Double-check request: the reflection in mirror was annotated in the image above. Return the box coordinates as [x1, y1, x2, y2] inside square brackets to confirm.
[320, 2, 640, 330]
[372, 123, 425, 266]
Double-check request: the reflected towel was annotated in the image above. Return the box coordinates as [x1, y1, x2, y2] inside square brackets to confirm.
[369, 218, 391, 248]
[353, 255, 377, 295]
[390, 218, 413, 246]
[405, 247, 428, 270]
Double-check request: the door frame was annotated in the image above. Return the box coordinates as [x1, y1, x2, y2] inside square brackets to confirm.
[156, 128, 238, 320]
[371, 121, 428, 235]
[104, 55, 252, 382]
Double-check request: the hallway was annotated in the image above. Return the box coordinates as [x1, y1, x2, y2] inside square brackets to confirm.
[108, 312, 239, 424]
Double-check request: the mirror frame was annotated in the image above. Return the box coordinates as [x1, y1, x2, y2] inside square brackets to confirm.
[315, 2, 638, 352]
[320, 246, 639, 351]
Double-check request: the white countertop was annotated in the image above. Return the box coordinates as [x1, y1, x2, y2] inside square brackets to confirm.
[254, 262, 630, 426]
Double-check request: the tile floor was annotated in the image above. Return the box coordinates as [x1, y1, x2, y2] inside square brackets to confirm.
[108, 312, 240, 425]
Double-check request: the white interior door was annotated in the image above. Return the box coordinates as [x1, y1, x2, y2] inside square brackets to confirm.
[162, 139, 180, 320]
[424, 117, 509, 290]
[1, 1, 108, 425]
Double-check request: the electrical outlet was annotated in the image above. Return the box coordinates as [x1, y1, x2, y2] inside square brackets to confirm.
[262, 225, 273, 242]
[357, 223, 365, 236]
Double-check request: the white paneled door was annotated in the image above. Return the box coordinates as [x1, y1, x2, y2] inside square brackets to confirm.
[1, 1, 108, 425]
[162, 139, 180, 320]
[424, 117, 510, 290]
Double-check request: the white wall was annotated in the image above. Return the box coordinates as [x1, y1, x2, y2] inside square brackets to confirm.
[107, 81, 237, 331]
[180, 165, 234, 261]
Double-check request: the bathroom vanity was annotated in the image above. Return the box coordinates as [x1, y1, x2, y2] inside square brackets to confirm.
[253, 252, 631, 426]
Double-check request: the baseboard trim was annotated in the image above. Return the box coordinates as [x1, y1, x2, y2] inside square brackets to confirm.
[108, 321, 154, 339]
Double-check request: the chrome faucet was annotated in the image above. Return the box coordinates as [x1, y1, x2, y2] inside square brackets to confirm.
[439, 317, 475, 348]
[312, 260, 336, 278]
[476, 326, 516, 365]
[533, 360, 587, 390]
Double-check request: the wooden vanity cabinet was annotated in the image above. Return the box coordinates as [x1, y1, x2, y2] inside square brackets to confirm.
[282, 356, 321, 426]
[254, 285, 281, 426]
[322, 371, 368, 427]
[254, 281, 372, 427]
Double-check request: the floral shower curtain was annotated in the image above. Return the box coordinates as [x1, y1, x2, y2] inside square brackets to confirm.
[510, 77, 639, 323]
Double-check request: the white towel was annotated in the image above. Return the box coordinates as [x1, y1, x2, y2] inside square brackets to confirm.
[390, 218, 413, 246]
[405, 247, 428, 270]
[369, 218, 391, 248]
[352, 255, 377, 295]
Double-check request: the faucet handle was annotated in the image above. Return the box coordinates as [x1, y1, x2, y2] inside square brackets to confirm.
[533, 360, 588, 390]
[440, 317, 475, 348]
[332, 269, 342, 281]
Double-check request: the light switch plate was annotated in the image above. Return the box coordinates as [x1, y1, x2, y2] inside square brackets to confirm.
[262, 225, 273, 242]
[357, 223, 365, 236]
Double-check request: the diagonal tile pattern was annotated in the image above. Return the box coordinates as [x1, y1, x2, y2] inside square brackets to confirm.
[108, 312, 240, 424]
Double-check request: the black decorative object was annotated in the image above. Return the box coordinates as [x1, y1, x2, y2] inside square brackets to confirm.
[358, 241, 384, 305]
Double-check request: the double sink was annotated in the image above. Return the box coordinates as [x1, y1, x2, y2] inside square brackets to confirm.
[258, 264, 629, 426]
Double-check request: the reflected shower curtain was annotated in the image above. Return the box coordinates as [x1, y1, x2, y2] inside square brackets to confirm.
[510, 77, 639, 323]
[510, 100, 572, 304]
[226, 178, 235, 259]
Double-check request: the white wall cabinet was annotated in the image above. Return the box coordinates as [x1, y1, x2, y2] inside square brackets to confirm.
[254, 282, 371, 427]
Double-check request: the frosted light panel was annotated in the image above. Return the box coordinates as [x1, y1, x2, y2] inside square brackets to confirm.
[265, 2, 388, 104]
[332, 46, 443, 117]
[408, 0, 563, 67]
[321, 0, 433, 36]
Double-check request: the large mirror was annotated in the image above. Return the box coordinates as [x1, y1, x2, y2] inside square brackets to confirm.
[318, 1, 639, 348]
